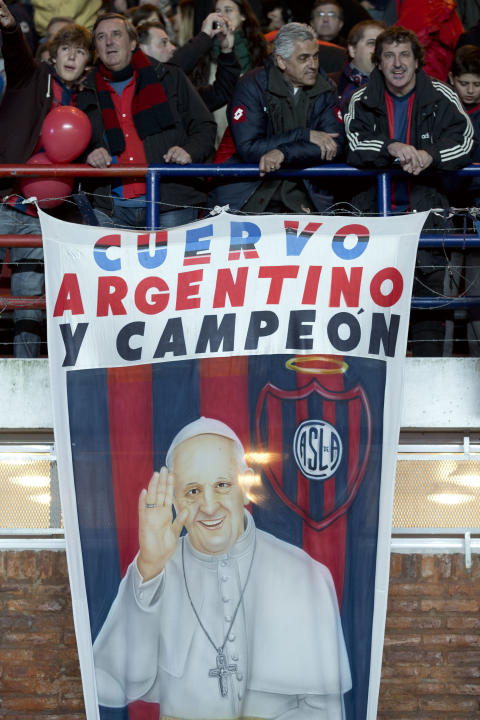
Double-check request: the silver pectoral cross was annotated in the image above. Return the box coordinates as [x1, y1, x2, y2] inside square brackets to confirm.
[208, 649, 237, 697]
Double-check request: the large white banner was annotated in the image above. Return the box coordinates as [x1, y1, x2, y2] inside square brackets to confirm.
[40, 208, 426, 720]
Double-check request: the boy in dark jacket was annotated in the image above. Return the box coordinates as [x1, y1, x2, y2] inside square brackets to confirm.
[0, 0, 90, 356]
[333, 19, 385, 116]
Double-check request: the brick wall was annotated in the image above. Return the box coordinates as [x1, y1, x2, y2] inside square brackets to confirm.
[0, 550, 85, 719]
[0, 550, 479, 718]
[378, 553, 480, 719]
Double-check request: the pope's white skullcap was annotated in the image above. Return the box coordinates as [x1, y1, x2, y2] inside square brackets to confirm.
[165, 417, 246, 471]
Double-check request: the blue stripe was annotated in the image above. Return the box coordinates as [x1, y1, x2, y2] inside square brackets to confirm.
[152, 359, 201, 470]
[67, 369, 121, 641]
[342, 357, 385, 720]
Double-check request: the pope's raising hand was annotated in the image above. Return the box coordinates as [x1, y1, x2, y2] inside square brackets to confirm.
[137, 468, 188, 581]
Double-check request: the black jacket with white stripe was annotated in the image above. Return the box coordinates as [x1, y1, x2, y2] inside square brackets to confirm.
[345, 67, 473, 171]
[343, 67, 474, 218]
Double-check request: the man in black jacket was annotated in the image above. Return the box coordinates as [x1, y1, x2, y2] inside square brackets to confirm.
[212, 22, 345, 213]
[78, 13, 216, 229]
[344, 26, 474, 356]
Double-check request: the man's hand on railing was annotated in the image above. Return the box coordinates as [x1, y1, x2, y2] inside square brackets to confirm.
[408, 150, 433, 176]
[388, 142, 433, 176]
[86, 147, 112, 168]
[0, 0, 16, 29]
[259, 149, 284, 177]
[163, 146, 192, 165]
[309, 131, 339, 161]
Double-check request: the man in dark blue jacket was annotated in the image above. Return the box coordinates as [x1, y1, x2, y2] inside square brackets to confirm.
[213, 22, 345, 213]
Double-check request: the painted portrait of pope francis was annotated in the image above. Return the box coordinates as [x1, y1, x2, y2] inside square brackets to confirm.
[93, 416, 352, 719]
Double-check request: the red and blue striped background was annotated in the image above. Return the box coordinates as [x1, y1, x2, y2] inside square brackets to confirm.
[67, 354, 385, 720]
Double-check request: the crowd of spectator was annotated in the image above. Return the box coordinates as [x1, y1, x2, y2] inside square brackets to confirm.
[0, 0, 480, 359]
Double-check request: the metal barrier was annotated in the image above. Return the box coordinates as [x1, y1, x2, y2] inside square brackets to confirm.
[1, 162, 480, 313]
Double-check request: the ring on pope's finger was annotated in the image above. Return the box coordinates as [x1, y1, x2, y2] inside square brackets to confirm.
[146, 503, 157, 508]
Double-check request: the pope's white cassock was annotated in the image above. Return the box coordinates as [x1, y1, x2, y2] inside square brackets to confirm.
[93, 511, 352, 719]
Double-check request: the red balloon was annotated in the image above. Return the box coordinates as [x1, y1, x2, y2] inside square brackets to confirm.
[41, 106, 91, 163]
[20, 152, 74, 209]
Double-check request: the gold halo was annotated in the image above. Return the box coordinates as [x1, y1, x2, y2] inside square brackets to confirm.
[285, 355, 349, 375]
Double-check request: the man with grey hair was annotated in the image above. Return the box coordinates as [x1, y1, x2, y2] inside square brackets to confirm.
[93, 416, 351, 719]
[212, 21, 345, 213]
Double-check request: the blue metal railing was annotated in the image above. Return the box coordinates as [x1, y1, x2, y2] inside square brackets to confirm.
[1, 162, 480, 313]
[146, 163, 396, 227]
[145, 162, 480, 227]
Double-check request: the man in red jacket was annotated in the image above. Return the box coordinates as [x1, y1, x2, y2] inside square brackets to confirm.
[78, 13, 216, 229]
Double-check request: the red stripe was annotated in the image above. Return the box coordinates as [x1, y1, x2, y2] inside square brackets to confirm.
[304, 515, 347, 607]
[129, 699, 159, 720]
[267, 392, 284, 490]
[108, 366, 159, 720]
[385, 91, 394, 138]
[109, 367, 169, 720]
[199, 357, 250, 449]
[348, 398, 361, 493]
[199, 357, 251, 510]
[133, 48, 152, 69]
[107, 365, 153, 577]
[406, 92, 415, 145]
[321, 399, 337, 516]
[386, 91, 396, 210]
[102, 106, 119, 131]
[295, 395, 310, 515]
[133, 82, 167, 115]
